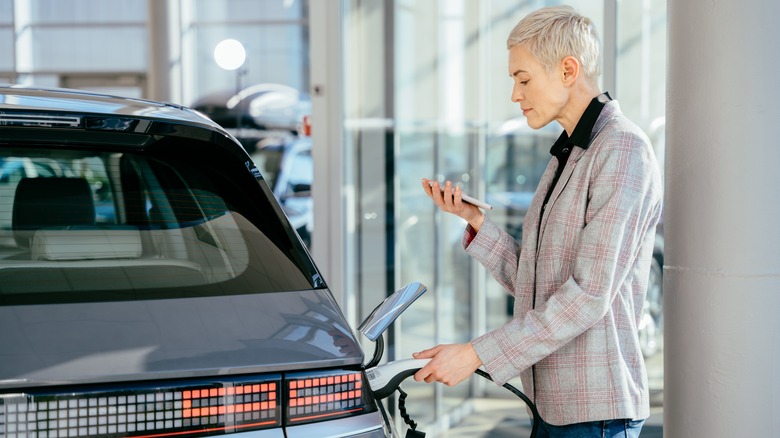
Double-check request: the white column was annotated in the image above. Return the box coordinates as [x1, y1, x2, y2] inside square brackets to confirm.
[665, 1, 780, 436]
[147, 0, 182, 103]
[146, 0, 170, 102]
[309, 1, 351, 318]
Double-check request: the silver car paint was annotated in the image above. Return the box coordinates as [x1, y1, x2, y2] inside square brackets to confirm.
[0, 289, 362, 389]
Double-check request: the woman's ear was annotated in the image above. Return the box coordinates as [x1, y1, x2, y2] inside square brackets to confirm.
[561, 56, 580, 86]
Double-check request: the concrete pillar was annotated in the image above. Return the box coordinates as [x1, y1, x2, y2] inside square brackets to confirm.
[665, 1, 780, 436]
[147, 0, 173, 102]
[309, 1, 349, 316]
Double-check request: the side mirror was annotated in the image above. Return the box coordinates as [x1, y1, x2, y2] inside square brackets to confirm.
[358, 282, 427, 342]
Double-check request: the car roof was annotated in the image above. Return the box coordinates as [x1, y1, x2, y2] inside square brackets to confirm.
[0, 85, 245, 151]
[0, 85, 214, 126]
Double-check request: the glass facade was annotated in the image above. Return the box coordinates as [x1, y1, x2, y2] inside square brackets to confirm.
[0, 0, 308, 105]
[0, 0, 667, 431]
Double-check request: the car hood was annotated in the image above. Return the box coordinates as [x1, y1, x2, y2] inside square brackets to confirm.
[0, 289, 364, 390]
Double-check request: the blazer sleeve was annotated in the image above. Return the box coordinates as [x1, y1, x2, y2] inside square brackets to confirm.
[462, 215, 522, 297]
[471, 125, 663, 385]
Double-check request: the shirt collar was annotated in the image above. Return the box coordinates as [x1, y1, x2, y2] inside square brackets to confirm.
[550, 91, 612, 156]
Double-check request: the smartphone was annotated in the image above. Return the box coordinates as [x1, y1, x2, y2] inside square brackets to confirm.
[428, 180, 492, 210]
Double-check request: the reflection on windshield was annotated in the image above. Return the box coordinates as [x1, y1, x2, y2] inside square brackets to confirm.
[0, 147, 319, 305]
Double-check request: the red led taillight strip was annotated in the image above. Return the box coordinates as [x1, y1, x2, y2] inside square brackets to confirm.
[181, 383, 276, 420]
[0, 377, 281, 438]
[286, 371, 369, 424]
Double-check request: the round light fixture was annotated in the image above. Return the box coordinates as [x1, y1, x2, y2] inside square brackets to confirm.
[213, 39, 246, 71]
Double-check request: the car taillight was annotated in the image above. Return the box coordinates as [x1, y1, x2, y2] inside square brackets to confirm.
[0, 376, 281, 438]
[285, 370, 374, 425]
[0, 370, 375, 438]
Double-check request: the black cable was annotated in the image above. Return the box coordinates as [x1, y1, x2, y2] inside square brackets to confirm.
[366, 335, 384, 369]
[397, 387, 426, 437]
[391, 368, 540, 438]
[473, 369, 540, 438]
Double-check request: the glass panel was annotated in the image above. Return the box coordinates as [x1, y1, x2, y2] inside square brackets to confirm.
[0, 0, 11, 24]
[26, 27, 146, 72]
[396, 129, 437, 426]
[435, 131, 473, 413]
[193, 0, 304, 21]
[395, 0, 456, 423]
[617, 0, 667, 398]
[0, 28, 12, 72]
[30, 0, 146, 23]
[187, 24, 308, 101]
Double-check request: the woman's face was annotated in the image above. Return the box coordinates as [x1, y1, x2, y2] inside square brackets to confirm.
[508, 44, 568, 130]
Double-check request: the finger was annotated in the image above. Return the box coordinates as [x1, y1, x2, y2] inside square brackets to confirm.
[432, 180, 451, 210]
[421, 178, 434, 197]
[442, 181, 455, 208]
[413, 364, 433, 382]
[430, 181, 445, 206]
[412, 345, 442, 359]
[452, 185, 463, 207]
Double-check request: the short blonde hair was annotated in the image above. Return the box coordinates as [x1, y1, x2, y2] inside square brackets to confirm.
[507, 5, 601, 80]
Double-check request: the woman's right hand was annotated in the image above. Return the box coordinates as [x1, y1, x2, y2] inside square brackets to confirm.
[422, 178, 485, 232]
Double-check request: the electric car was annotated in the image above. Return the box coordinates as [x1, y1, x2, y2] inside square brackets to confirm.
[0, 86, 389, 438]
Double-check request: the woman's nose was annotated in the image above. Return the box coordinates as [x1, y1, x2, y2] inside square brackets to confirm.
[511, 87, 523, 103]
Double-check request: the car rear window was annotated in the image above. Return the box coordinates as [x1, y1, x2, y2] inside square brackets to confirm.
[0, 144, 322, 305]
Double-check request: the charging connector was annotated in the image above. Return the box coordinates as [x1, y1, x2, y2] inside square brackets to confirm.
[366, 358, 431, 400]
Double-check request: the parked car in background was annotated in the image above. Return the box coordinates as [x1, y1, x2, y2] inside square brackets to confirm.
[0, 85, 388, 438]
[191, 83, 311, 151]
[192, 83, 314, 249]
[250, 136, 313, 248]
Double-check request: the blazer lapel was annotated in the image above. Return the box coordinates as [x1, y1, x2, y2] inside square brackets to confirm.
[537, 147, 585, 249]
[536, 102, 622, 245]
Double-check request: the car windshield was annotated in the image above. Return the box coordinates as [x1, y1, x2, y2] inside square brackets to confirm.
[0, 144, 322, 305]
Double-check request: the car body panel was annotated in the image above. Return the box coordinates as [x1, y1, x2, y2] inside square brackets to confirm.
[285, 412, 385, 438]
[0, 289, 361, 390]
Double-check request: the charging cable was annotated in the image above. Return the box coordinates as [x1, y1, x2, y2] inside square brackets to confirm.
[366, 359, 540, 438]
[473, 368, 539, 438]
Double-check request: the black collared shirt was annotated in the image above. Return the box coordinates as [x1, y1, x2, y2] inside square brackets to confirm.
[540, 92, 612, 218]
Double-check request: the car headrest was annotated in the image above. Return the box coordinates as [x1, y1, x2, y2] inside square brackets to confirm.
[31, 227, 143, 261]
[13, 177, 96, 248]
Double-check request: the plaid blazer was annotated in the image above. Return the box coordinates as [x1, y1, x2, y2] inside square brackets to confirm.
[467, 100, 662, 426]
